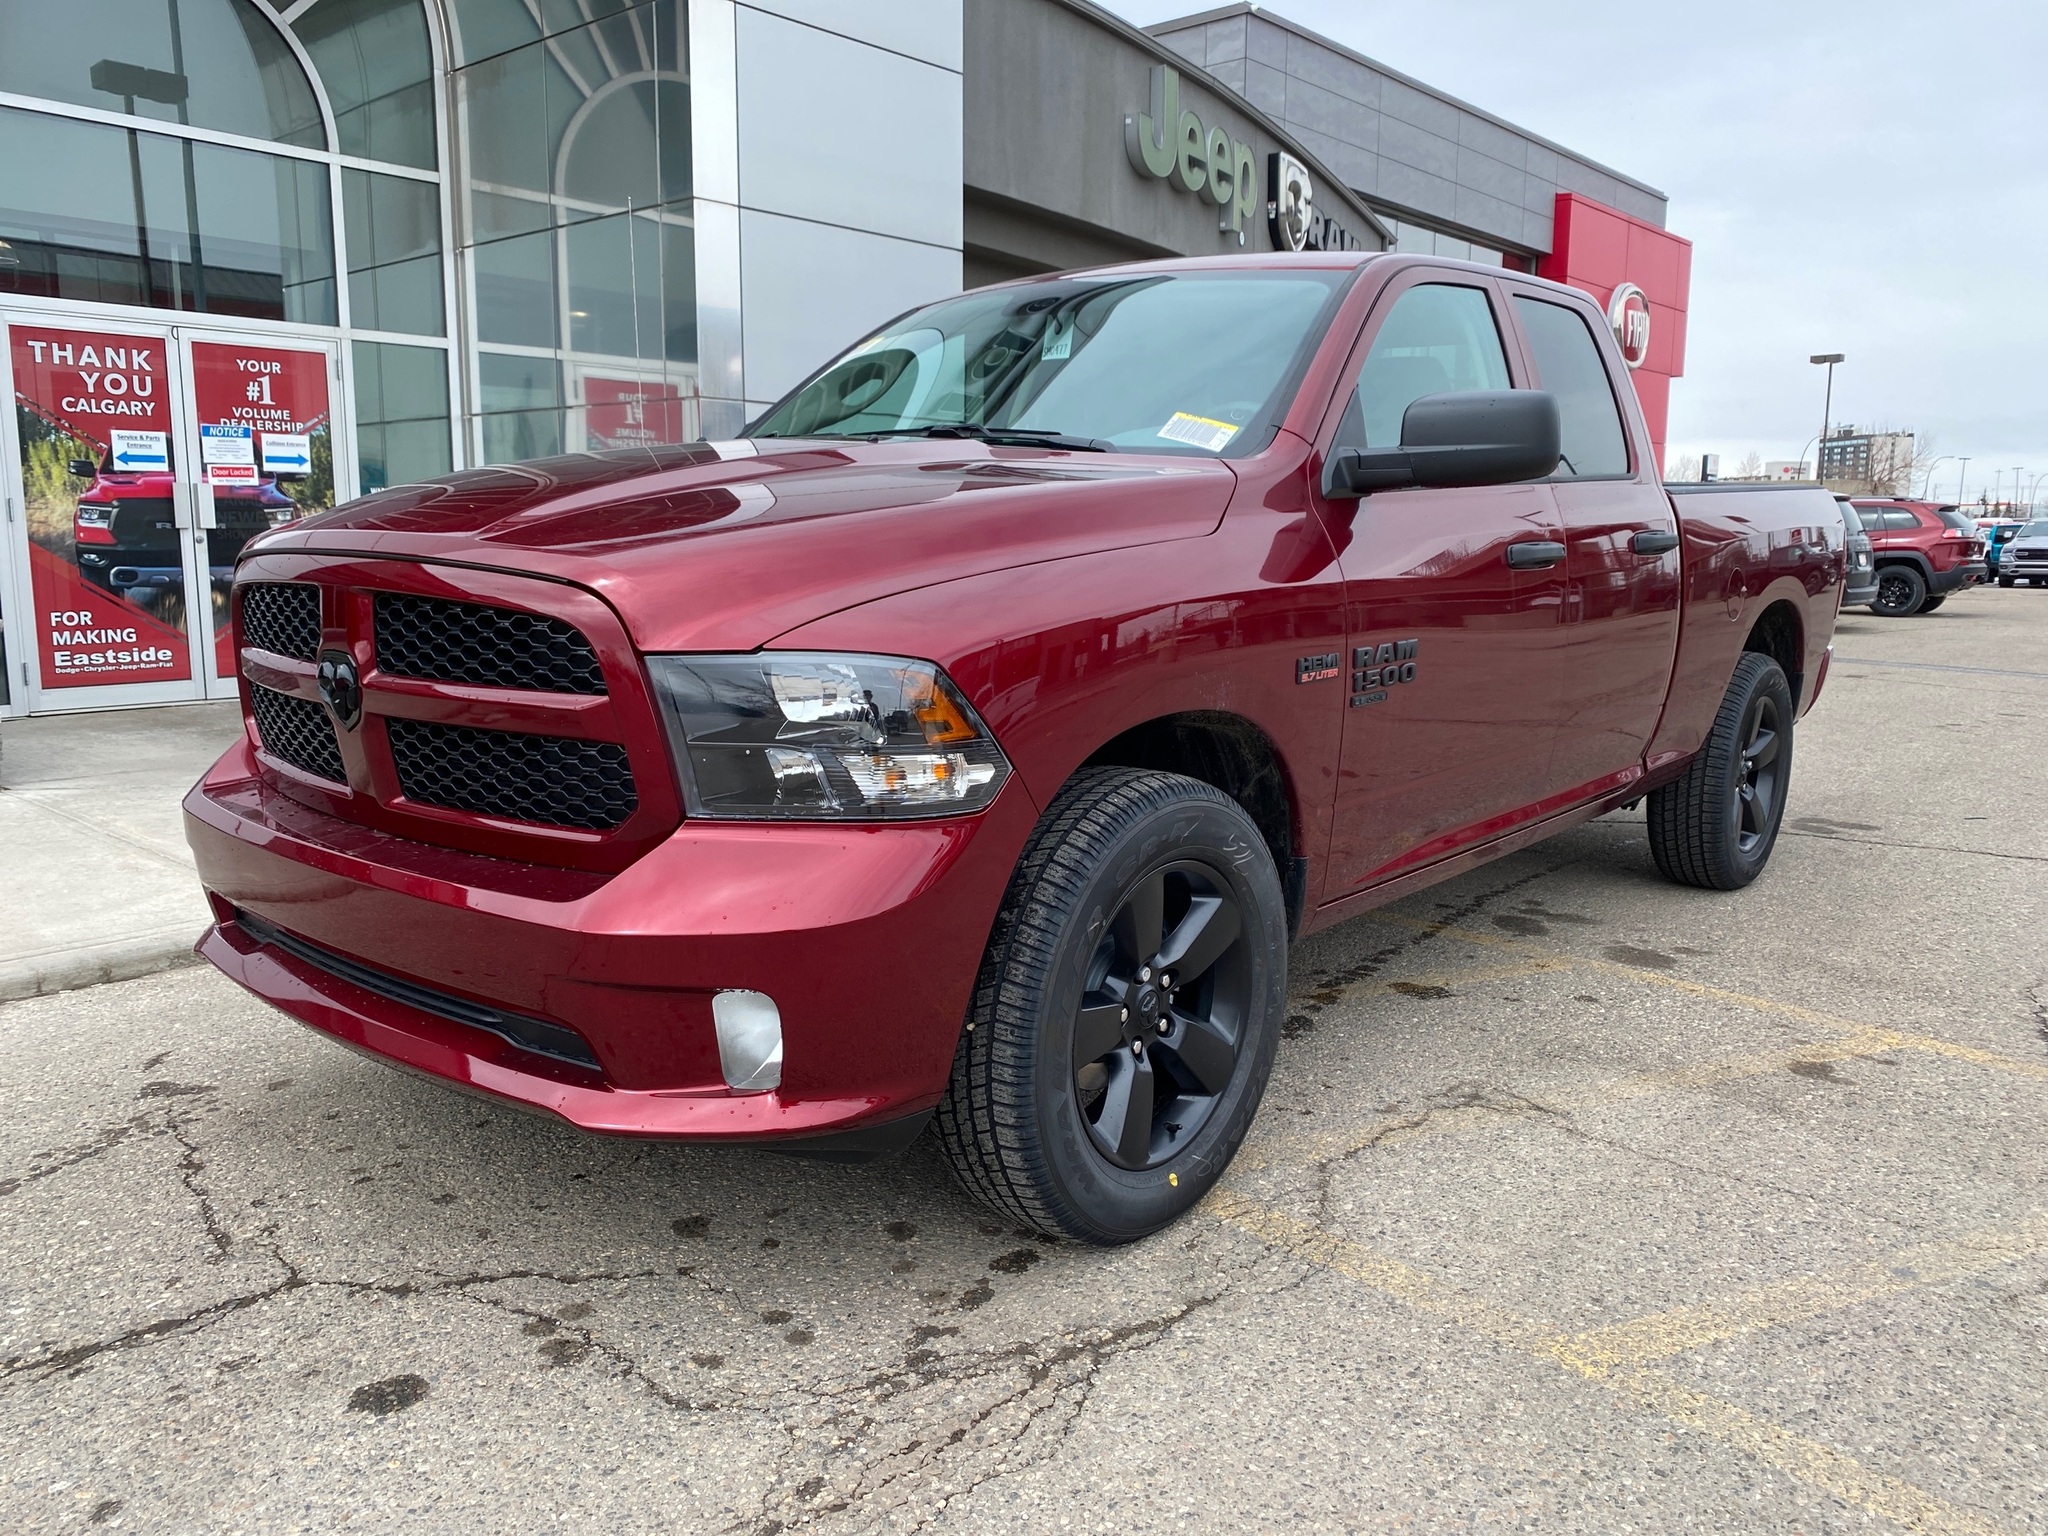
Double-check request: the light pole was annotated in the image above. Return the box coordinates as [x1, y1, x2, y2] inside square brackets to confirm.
[1810, 354, 1844, 484]
[2014, 468, 2024, 514]
[1957, 456, 1970, 504]
[1921, 455, 1953, 498]
[1795, 434, 1821, 480]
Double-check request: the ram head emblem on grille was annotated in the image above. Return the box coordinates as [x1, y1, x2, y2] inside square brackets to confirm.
[316, 651, 364, 731]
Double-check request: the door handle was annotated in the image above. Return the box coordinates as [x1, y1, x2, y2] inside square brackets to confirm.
[1631, 529, 1680, 555]
[1505, 540, 1566, 569]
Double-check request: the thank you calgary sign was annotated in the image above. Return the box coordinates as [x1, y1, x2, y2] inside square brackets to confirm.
[1124, 67, 1368, 253]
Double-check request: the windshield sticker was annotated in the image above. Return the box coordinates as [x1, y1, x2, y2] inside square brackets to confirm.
[1158, 412, 1239, 452]
[1040, 319, 1073, 360]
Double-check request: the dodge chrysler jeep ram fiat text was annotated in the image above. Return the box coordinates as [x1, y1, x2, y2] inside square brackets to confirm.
[185, 254, 1843, 1243]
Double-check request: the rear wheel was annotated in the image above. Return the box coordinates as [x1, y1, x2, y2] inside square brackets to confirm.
[1869, 565, 1926, 616]
[1647, 651, 1793, 891]
[935, 768, 1285, 1244]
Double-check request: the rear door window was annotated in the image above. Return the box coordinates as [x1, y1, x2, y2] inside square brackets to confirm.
[1512, 296, 1631, 477]
[1881, 510, 1921, 530]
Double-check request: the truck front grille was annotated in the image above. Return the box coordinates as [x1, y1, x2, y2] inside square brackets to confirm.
[239, 582, 322, 661]
[388, 718, 637, 830]
[374, 594, 606, 694]
[249, 683, 346, 783]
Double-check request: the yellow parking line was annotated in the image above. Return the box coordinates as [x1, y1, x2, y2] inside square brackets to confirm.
[1207, 1191, 2018, 1536]
[1554, 1210, 2048, 1375]
[1366, 913, 2048, 1085]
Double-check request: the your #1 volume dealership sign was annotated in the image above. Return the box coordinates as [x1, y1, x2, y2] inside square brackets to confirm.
[10, 325, 193, 688]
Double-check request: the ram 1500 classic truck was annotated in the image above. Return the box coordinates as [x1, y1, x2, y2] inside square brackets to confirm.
[185, 253, 1844, 1244]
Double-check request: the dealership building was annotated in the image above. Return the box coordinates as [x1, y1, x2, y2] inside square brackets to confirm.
[0, 0, 1690, 719]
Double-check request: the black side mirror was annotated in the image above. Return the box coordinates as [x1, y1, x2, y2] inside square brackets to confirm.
[68, 458, 98, 479]
[1322, 390, 1561, 499]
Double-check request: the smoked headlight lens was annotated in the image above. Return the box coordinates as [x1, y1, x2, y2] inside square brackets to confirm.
[649, 653, 1011, 820]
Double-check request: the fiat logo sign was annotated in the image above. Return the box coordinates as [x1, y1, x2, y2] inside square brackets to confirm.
[1608, 283, 1651, 370]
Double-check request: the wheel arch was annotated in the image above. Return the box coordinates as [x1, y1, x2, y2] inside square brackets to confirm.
[1077, 711, 1307, 937]
[1872, 548, 1934, 580]
[1742, 599, 1805, 704]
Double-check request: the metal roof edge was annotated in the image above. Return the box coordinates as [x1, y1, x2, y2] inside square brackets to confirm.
[1144, 2, 1670, 205]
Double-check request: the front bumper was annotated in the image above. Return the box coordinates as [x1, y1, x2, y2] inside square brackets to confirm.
[2004, 560, 2048, 582]
[1844, 571, 1879, 606]
[185, 737, 1038, 1142]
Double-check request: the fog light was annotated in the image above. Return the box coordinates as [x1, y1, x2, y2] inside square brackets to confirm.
[713, 990, 783, 1093]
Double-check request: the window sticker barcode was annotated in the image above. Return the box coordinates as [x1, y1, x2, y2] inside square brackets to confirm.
[1157, 412, 1239, 452]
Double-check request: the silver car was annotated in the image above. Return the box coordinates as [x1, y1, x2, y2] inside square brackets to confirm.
[1998, 519, 2048, 587]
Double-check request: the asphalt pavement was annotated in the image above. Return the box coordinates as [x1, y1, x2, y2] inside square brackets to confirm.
[3, 589, 2044, 1534]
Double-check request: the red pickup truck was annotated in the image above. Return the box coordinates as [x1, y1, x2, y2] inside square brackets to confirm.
[186, 254, 1843, 1243]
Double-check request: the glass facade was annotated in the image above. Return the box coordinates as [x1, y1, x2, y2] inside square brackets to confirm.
[0, 0, 700, 498]
[1380, 215, 1515, 269]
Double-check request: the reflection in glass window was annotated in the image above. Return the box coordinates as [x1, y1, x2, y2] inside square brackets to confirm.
[480, 353, 562, 415]
[0, 106, 335, 323]
[354, 340, 451, 490]
[343, 169, 444, 335]
[1341, 284, 1509, 451]
[454, 0, 696, 464]
[0, 0, 324, 148]
[295, 0, 439, 170]
[1512, 296, 1630, 477]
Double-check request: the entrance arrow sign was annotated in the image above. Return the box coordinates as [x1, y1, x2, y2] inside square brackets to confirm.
[260, 432, 313, 475]
[109, 428, 169, 471]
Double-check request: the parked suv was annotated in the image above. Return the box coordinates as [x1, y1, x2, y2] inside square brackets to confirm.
[1983, 518, 2028, 581]
[1837, 495, 1878, 608]
[2000, 519, 2048, 586]
[1850, 498, 1987, 616]
[73, 459, 298, 603]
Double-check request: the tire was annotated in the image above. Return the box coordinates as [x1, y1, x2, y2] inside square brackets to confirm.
[1869, 565, 1926, 616]
[1646, 651, 1794, 891]
[2000, 577, 2016, 589]
[1916, 594, 1946, 613]
[935, 767, 1286, 1244]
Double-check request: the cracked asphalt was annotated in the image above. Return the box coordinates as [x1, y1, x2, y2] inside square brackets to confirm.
[5, 588, 2046, 1535]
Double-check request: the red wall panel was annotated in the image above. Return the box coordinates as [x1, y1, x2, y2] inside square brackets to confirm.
[1537, 193, 1692, 473]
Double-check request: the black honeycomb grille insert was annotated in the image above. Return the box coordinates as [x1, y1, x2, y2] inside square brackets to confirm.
[374, 594, 605, 694]
[387, 718, 637, 830]
[239, 582, 321, 661]
[249, 684, 346, 783]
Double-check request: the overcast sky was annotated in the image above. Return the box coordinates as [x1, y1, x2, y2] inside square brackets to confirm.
[1103, 0, 2048, 505]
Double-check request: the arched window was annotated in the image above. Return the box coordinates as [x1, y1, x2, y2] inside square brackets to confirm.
[0, 0, 325, 148]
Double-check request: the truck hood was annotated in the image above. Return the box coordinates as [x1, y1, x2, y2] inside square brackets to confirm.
[257, 438, 1235, 651]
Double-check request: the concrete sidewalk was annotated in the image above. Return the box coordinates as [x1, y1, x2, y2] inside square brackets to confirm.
[0, 703, 242, 1001]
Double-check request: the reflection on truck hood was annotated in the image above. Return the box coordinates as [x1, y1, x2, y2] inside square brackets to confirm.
[257, 438, 1235, 653]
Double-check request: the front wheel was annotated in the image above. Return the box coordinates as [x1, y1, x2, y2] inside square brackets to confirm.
[1646, 651, 1793, 891]
[935, 768, 1286, 1244]
[1998, 577, 2015, 588]
[1869, 565, 1926, 616]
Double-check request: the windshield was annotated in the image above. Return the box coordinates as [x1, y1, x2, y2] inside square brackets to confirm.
[749, 269, 1356, 457]
[2021, 521, 2048, 538]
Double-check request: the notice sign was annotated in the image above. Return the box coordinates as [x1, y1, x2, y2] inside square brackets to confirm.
[208, 463, 259, 486]
[200, 422, 254, 466]
[110, 429, 169, 472]
[261, 432, 312, 474]
[9, 323, 193, 689]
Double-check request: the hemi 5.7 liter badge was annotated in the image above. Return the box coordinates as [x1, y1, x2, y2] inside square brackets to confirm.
[1296, 652, 1341, 683]
[1351, 638, 1418, 706]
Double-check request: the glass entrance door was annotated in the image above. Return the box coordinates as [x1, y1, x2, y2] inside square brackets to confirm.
[0, 312, 345, 710]
[176, 329, 346, 698]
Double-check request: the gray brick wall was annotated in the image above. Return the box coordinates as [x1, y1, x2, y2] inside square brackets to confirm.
[1152, 5, 1666, 258]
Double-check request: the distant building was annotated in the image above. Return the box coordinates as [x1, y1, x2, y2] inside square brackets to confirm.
[1821, 427, 1917, 495]
[1763, 460, 1807, 481]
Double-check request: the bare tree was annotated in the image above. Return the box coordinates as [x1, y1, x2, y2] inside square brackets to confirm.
[1735, 451, 1764, 480]
[1669, 453, 1701, 483]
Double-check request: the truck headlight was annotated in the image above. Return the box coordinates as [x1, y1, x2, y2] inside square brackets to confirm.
[649, 653, 1011, 820]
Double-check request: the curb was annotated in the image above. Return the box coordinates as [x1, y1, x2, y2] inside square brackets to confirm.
[0, 932, 207, 1004]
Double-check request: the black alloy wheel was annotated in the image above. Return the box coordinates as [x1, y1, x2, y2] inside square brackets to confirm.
[1870, 565, 1925, 616]
[1732, 689, 1782, 856]
[936, 768, 1286, 1244]
[1071, 860, 1249, 1170]
[1646, 650, 1794, 891]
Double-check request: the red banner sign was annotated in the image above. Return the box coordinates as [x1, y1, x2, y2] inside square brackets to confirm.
[585, 376, 692, 450]
[190, 340, 330, 443]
